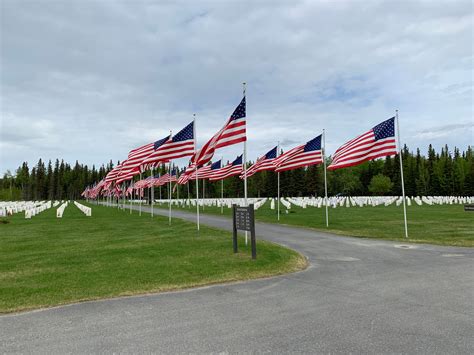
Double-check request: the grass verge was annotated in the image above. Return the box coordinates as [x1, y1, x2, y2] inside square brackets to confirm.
[0, 203, 306, 313]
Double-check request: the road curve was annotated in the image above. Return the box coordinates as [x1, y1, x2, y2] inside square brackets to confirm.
[1, 205, 473, 354]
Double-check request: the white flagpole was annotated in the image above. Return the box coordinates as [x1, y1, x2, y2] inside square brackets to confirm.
[243, 82, 248, 245]
[187, 181, 190, 208]
[129, 180, 133, 214]
[151, 166, 154, 217]
[396, 110, 408, 238]
[203, 178, 205, 211]
[176, 176, 179, 202]
[323, 129, 329, 227]
[194, 114, 200, 233]
[139, 173, 142, 216]
[168, 162, 172, 225]
[221, 156, 224, 214]
[277, 141, 280, 222]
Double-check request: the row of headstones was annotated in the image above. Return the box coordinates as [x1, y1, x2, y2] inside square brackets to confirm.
[74, 201, 92, 216]
[24, 201, 55, 219]
[56, 201, 69, 218]
[152, 198, 269, 210]
[278, 196, 474, 209]
[0, 201, 59, 216]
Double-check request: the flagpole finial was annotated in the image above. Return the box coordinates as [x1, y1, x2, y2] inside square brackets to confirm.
[242, 82, 246, 96]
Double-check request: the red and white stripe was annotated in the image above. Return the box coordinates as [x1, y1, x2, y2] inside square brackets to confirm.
[141, 139, 194, 169]
[192, 102, 246, 166]
[328, 131, 396, 170]
[116, 142, 156, 183]
[208, 163, 243, 182]
[275, 147, 322, 172]
[244, 156, 276, 178]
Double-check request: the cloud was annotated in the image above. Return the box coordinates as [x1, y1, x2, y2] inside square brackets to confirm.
[414, 122, 474, 140]
[1, 0, 473, 173]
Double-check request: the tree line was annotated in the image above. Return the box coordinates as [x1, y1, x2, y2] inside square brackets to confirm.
[1, 145, 473, 201]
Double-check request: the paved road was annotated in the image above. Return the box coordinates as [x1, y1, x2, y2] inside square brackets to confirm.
[1, 206, 473, 354]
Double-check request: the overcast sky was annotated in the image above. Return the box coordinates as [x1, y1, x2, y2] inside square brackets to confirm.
[1, 0, 473, 174]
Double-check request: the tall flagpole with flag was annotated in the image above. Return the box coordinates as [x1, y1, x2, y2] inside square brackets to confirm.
[396, 110, 408, 238]
[168, 161, 172, 225]
[221, 155, 224, 214]
[242, 82, 248, 245]
[323, 129, 329, 227]
[194, 114, 200, 233]
[277, 141, 280, 222]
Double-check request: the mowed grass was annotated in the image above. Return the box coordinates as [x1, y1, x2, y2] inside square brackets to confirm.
[0, 203, 306, 313]
[168, 201, 474, 247]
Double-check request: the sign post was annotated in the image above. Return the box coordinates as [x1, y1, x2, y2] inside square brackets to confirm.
[232, 204, 256, 259]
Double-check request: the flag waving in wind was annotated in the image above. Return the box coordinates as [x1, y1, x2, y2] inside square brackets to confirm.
[328, 117, 397, 170]
[142, 122, 195, 168]
[191, 98, 246, 166]
[275, 135, 323, 172]
[244, 146, 277, 178]
[209, 155, 243, 181]
[116, 135, 169, 184]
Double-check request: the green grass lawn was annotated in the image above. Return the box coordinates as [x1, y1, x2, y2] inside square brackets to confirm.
[0, 203, 306, 313]
[165, 200, 474, 247]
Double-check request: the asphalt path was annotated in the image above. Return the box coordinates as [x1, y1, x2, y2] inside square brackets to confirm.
[1, 204, 473, 354]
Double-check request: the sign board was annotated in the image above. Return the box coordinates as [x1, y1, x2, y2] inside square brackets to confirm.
[464, 204, 474, 211]
[235, 206, 252, 231]
[232, 204, 257, 259]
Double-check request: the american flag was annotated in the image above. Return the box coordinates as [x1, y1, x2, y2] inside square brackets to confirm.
[141, 122, 194, 169]
[209, 155, 243, 181]
[159, 168, 178, 185]
[328, 117, 397, 170]
[176, 164, 196, 185]
[244, 146, 277, 178]
[190, 160, 222, 180]
[191, 97, 246, 166]
[104, 162, 123, 188]
[275, 135, 323, 172]
[116, 136, 169, 184]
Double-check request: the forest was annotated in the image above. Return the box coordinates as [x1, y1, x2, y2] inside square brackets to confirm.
[1, 145, 473, 201]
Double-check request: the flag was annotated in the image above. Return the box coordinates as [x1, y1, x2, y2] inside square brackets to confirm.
[141, 122, 194, 168]
[191, 97, 246, 166]
[191, 160, 222, 180]
[275, 135, 323, 172]
[328, 117, 397, 170]
[116, 136, 170, 184]
[176, 164, 196, 185]
[209, 155, 243, 181]
[159, 169, 178, 185]
[244, 146, 277, 178]
[188, 164, 211, 180]
[104, 162, 123, 187]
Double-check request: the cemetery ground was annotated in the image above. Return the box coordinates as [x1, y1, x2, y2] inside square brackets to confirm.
[0, 204, 306, 313]
[168, 202, 474, 247]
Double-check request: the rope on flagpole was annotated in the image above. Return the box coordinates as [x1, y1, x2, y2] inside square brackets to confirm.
[396, 110, 409, 238]
[323, 129, 329, 227]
